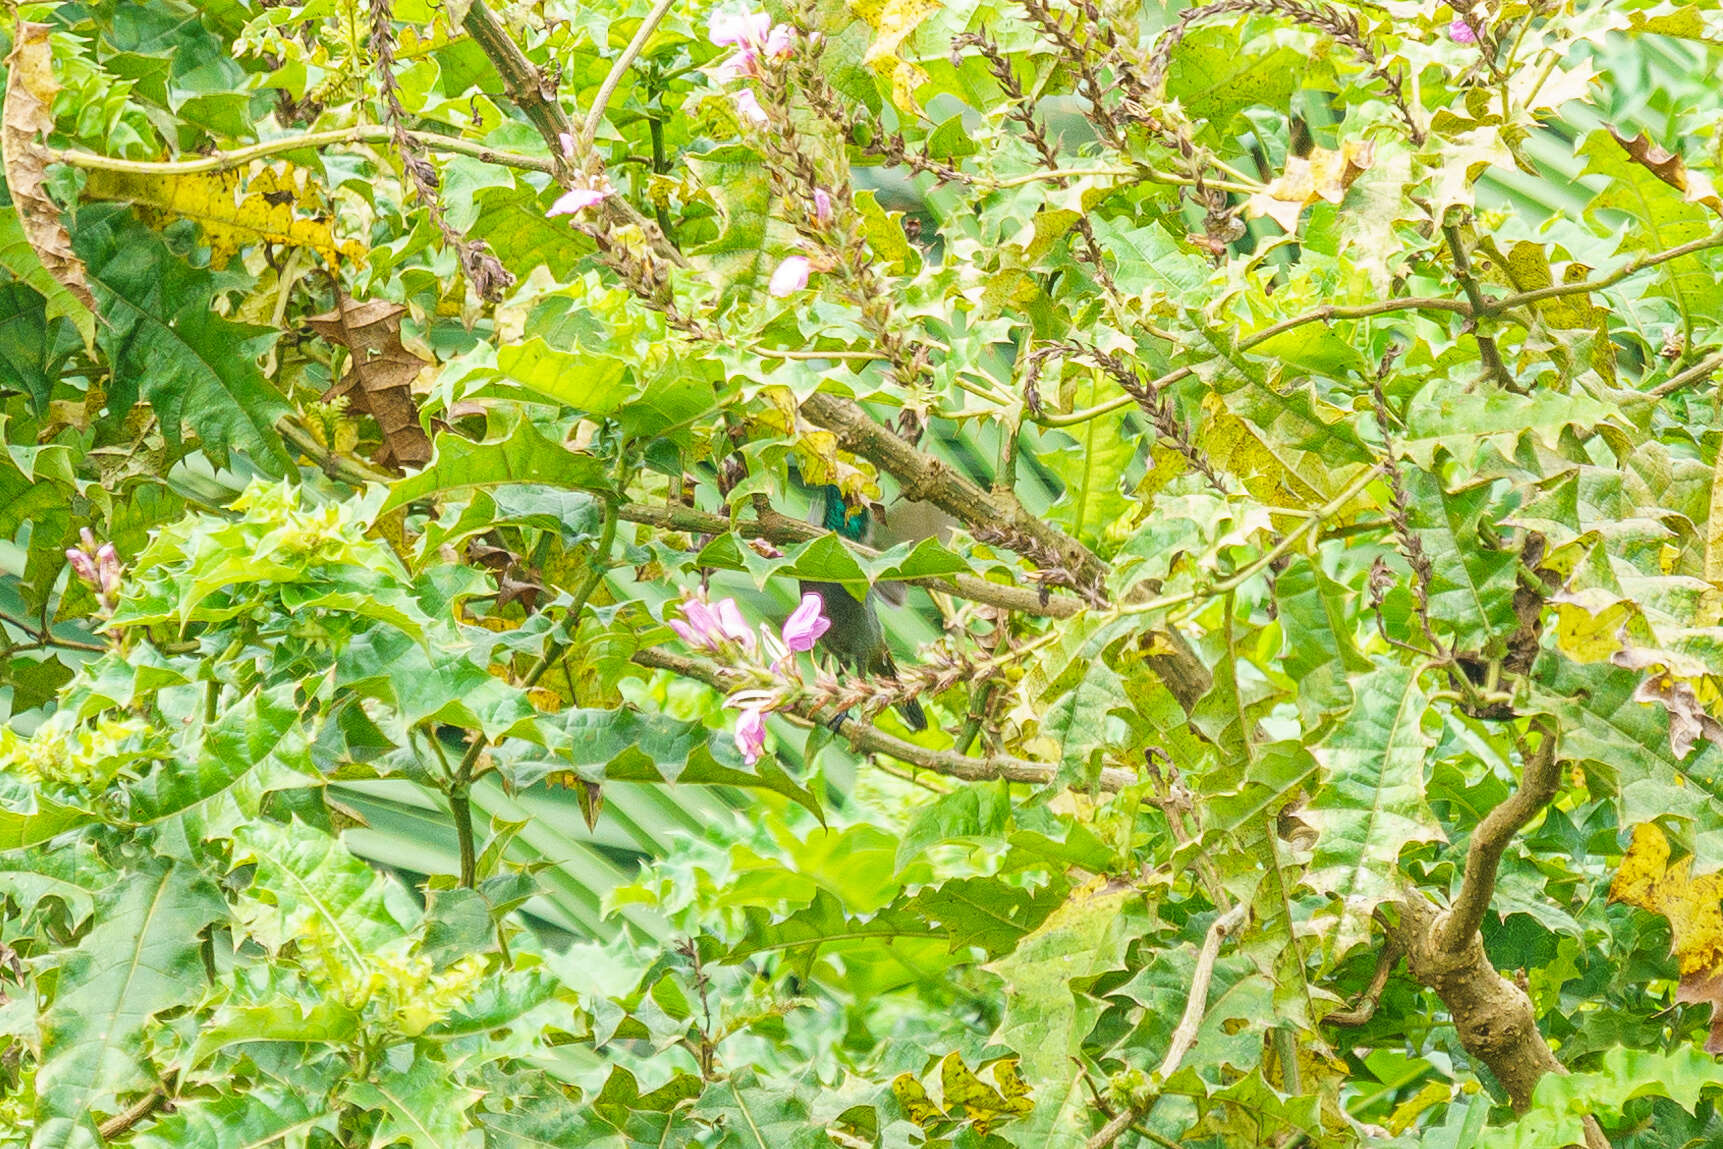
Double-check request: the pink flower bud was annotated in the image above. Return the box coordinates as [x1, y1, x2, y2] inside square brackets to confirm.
[79, 527, 97, 552]
[558, 132, 576, 159]
[768, 255, 811, 297]
[781, 592, 830, 653]
[733, 704, 768, 764]
[812, 188, 833, 225]
[1448, 17, 1478, 43]
[65, 548, 97, 585]
[547, 187, 610, 216]
[674, 598, 725, 650]
[731, 88, 768, 125]
[95, 543, 120, 598]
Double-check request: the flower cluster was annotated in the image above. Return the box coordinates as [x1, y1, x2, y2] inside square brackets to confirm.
[547, 132, 612, 217]
[65, 528, 121, 610]
[705, 8, 817, 298]
[666, 591, 830, 764]
[709, 9, 794, 83]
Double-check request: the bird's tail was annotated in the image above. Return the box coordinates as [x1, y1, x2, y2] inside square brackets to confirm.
[876, 649, 928, 733]
[897, 696, 928, 733]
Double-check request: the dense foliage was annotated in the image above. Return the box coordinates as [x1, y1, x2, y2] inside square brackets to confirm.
[6, 0, 1723, 1145]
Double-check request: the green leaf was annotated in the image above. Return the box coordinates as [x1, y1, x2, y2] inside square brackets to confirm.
[1480, 1045, 1721, 1148]
[343, 1049, 483, 1149]
[498, 337, 634, 417]
[129, 1081, 338, 1148]
[984, 880, 1138, 1149]
[693, 1067, 828, 1149]
[73, 205, 291, 471]
[1305, 663, 1442, 953]
[34, 859, 226, 1134]
[235, 817, 418, 958]
[382, 417, 614, 513]
[1043, 660, 1126, 791]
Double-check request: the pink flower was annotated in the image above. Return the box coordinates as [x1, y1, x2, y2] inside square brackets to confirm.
[731, 88, 768, 125]
[709, 9, 772, 47]
[812, 188, 833, 225]
[769, 255, 810, 297]
[733, 704, 768, 764]
[558, 132, 576, 159]
[547, 187, 610, 216]
[669, 598, 722, 649]
[714, 598, 756, 652]
[762, 23, 794, 59]
[1448, 17, 1478, 43]
[782, 592, 830, 653]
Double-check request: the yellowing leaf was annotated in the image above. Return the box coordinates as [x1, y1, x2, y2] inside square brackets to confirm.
[853, 0, 941, 112]
[1244, 140, 1376, 233]
[891, 1071, 945, 1127]
[1611, 822, 1723, 1050]
[84, 166, 364, 268]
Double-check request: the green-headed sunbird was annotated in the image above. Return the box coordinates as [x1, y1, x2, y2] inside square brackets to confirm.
[800, 484, 928, 732]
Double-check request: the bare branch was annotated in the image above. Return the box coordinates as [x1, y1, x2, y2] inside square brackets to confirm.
[1485, 228, 1723, 315]
[1324, 934, 1403, 1027]
[581, 0, 678, 146]
[799, 391, 1111, 597]
[1086, 902, 1250, 1149]
[1437, 720, 1560, 953]
[55, 127, 556, 177]
[459, 0, 687, 267]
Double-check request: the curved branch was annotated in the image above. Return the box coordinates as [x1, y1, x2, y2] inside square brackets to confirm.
[1437, 720, 1559, 953]
[460, 0, 687, 267]
[582, 0, 678, 146]
[1086, 903, 1250, 1149]
[54, 127, 555, 177]
[632, 646, 1135, 791]
[618, 502, 1083, 618]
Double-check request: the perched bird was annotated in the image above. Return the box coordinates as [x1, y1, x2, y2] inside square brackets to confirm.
[799, 484, 928, 732]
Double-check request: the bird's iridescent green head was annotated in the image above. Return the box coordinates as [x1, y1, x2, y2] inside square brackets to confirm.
[820, 485, 868, 541]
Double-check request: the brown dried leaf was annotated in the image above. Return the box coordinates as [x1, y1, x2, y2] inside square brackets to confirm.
[1611, 645, 1723, 758]
[1610, 126, 1723, 216]
[306, 296, 433, 470]
[2, 23, 96, 315]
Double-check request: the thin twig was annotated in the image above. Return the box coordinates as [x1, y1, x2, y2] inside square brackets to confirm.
[460, 0, 687, 266]
[53, 128, 556, 177]
[1651, 348, 1723, 397]
[1485, 228, 1723, 314]
[1324, 935, 1403, 1027]
[617, 501, 1083, 618]
[1086, 903, 1250, 1149]
[97, 1080, 174, 1140]
[582, 0, 678, 145]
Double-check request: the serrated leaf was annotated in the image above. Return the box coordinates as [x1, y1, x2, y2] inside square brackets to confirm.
[34, 860, 226, 1134]
[1305, 663, 1442, 952]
